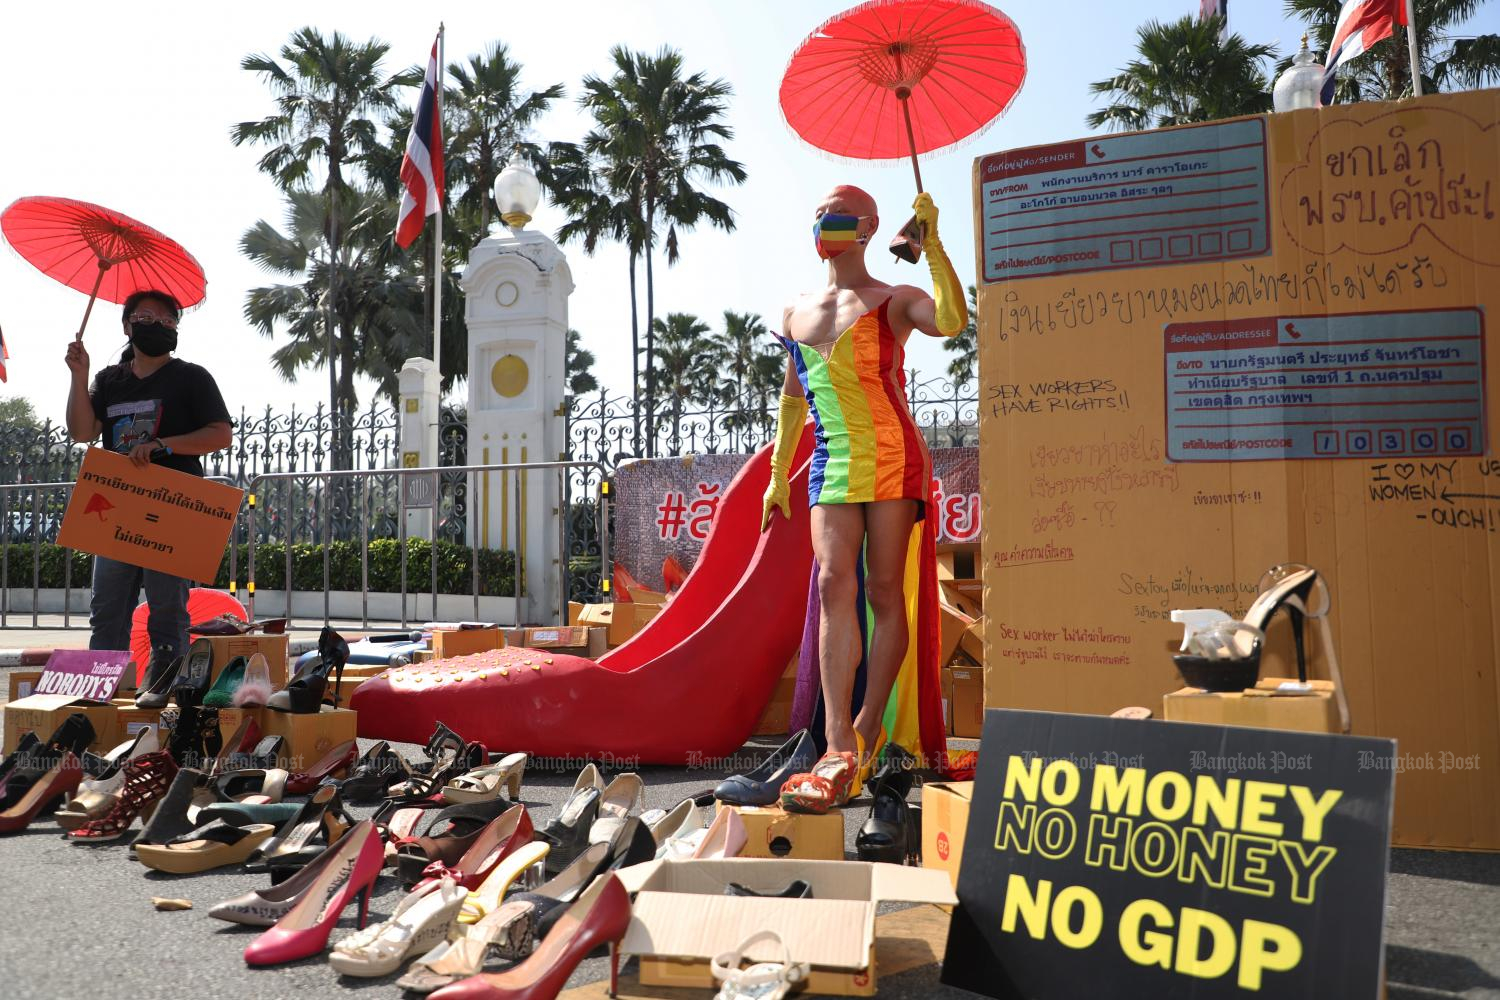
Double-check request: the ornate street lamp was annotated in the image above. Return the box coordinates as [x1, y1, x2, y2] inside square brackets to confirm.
[493, 154, 542, 230]
[1273, 35, 1324, 112]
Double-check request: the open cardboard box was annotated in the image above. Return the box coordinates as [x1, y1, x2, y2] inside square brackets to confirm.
[921, 780, 974, 889]
[1164, 677, 1344, 734]
[504, 625, 607, 660]
[3, 695, 119, 753]
[616, 858, 956, 996]
[570, 602, 661, 648]
[203, 634, 289, 690]
[431, 627, 503, 660]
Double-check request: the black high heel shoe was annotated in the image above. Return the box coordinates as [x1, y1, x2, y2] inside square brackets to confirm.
[537, 765, 604, 876]
[856, 762, 919, 865]
[340, 741, 410, 804]
[266, 637, 341, 714]
[243, 784, 353, 880]
[318, 626, 351, 709]
[1, 715, 94, 810]
[134, 653, 184, 709]
[1245, 564, 1326, 683]
[172, 638, 215, 707]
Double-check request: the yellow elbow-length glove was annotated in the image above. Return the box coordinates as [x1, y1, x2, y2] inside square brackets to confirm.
[761, 392, 808, 532]
[913, 192, 968, 337]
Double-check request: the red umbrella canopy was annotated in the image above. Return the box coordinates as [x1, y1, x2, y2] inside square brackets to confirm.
[1, 196, 207, 310]
[780, 0, 1026, 164]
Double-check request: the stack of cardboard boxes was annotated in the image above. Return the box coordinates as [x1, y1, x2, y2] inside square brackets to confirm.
[938, 547, 984, 740]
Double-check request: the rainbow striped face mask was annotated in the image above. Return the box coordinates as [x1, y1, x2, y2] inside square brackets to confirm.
[813, 212, 871, 260]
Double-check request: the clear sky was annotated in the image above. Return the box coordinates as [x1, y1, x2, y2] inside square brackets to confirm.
[2, 0, 1494, 429]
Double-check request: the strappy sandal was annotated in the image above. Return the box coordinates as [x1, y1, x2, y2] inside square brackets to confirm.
[69, 750, 179, 843]
[441, 752, 527, 804]
[342, 741, 410, 804]
[393, 798, 520, 886]
[779, 750, 856, 815]
[711, 931, 810, 1000]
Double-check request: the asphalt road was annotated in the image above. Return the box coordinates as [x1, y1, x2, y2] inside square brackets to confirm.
[0, 673, 1496, 998]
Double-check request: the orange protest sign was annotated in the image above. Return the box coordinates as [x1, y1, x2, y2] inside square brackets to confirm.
[58, 448, 244, 582]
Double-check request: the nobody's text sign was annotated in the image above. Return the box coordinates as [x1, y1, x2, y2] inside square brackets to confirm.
[941, 710, 1394, 999]
[36, 649, 132, 702]
[57, 448, 244, 583]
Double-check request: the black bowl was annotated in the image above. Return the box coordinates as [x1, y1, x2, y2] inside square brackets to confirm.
[1172, 653, 1260, 693]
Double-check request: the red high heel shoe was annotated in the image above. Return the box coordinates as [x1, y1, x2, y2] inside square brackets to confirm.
[351, 433, 819, 764]
[428, 873, 631, 1000]
[416, 803, 533, 891]
[0, 752, 82, 833]
[284, 738, 358, 795]
[69, 750, 178, 843]
[243, 819, 384, 966]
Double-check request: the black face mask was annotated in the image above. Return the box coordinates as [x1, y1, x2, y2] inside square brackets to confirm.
[129, 321, 178, 358]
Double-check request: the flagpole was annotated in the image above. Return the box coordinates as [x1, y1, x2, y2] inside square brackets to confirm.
[1404, 0, 1423, 96]
[433, 22, 445, 388]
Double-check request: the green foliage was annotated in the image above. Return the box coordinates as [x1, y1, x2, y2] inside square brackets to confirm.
[0, 545, 91, 589]
[566, 329, 599, 397]
[216, 539, 517, 595]
[941, 286, 982, 388]
[1088, 15, 1275, 131]
[1283, 0, 1500, 101]
[0, 541, 515, 596]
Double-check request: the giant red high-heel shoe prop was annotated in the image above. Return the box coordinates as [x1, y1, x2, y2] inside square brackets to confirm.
[353, 432, 817, 764]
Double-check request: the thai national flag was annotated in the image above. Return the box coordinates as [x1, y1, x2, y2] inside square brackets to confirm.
[1321, 0, 1400, 105]
[395, 35, 445, 249]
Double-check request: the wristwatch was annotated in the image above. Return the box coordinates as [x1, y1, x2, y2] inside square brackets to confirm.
[154, 438, 173, 456]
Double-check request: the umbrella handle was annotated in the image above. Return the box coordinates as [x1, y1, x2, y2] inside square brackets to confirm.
[76, 261, 109, 342]
[898, 92, 924, 194]
[888, 90, 927, 264]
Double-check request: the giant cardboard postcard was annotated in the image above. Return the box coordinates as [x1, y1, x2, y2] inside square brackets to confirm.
[974, 89, 1499, 849]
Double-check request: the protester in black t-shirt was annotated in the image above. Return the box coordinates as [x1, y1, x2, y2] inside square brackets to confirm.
[64, 290, 232, 672]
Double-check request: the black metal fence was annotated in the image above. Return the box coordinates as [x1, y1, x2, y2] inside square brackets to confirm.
[0, 373, 977, 614]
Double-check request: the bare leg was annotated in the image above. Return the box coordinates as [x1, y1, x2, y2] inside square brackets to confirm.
[854, 499, 919, 755]
[810, 503, 866, 754]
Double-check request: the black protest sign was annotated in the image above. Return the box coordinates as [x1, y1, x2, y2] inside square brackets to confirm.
[941, 709, 1394, 1000]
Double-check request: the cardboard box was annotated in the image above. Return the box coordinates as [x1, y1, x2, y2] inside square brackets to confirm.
[1163, 678, 1342, 734]
[204, 634, 289, 690]
[940, 579, 983, 620]
[253, 706, 358, 773]
[431, 627, 503, 660]
[504, 626, 607, 660]
[975, 90, 1500, 849]
[616, 858, 957, 996]
[7, 670, 43, 704]
[720, 803, 845, 861]
[412, 650, 435, 664]
[571, 602, 660, 648]
[941, 668, 954, 734]
[921, 780, 974, 889]
[938, 598, 976, 667]
[751, 656, 798, 736]
[949, 667, 984, 739]
[111, 700, 163, 741]
[3, 695, 118, 753]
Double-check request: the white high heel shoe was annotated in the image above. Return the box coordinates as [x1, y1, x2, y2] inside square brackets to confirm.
[587, 772, 644, 845]
[329, 878, 467, 977]
[441, 752, 527, 804]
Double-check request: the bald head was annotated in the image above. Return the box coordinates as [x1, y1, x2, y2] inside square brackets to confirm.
[818, 185, 878, 223]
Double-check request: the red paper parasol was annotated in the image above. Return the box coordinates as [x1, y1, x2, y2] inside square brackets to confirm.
[780, 0, 1026, 191]
[1, 196, 206, 341]
[129, 588, 245, 686]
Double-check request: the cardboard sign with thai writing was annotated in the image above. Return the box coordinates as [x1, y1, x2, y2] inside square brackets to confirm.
[941, 709, 1394, 1000]
[612, 448, 980, 591]
[58, 448, 243, 582]
[35, 649, 132, 703]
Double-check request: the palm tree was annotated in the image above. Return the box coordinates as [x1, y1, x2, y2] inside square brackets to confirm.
[548, 139, 648, 454]
[716, 311, 782, 444]
[232, 27, 415, 459]
[576, 47, 747, 455]
[446, 44, 564, 236]
[566, 329, 598, 397]
[941, 286, 981, 388]
[643, 313, 722, 454]
[240, 186, 423, 408]
[1088, 15, 1276, 131]
[1284, 0, 1500, 101]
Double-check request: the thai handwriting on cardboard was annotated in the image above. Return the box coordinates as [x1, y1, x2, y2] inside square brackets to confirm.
[979, 118, 1270, 282]
[1163, 307, 1485, 462]
[1278, 106, 1499, 266]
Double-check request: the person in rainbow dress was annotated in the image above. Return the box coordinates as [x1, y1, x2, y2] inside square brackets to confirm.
[764, 187, 967, 812]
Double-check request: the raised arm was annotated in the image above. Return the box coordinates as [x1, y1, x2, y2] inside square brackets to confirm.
[901, 192, 968, 339]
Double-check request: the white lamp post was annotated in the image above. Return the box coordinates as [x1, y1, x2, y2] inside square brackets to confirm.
[493, 155, 543, 230]
[1273, 36, 1324, 112]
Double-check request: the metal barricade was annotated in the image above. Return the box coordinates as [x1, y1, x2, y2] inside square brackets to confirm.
[0, 477, 238, 631]
[242, 460, 609, 631]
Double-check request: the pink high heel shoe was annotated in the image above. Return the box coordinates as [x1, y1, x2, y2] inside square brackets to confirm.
[243, 820, 384, 966]
[692, 806, 748, 860]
